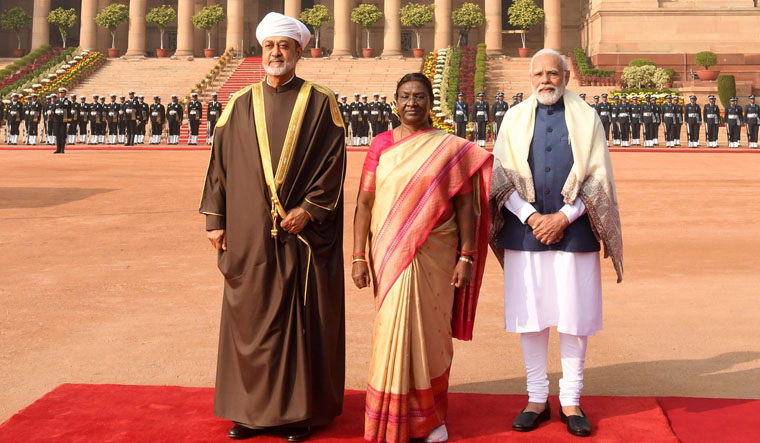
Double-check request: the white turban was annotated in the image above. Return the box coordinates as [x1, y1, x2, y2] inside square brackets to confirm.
[256, 12, 311, 50]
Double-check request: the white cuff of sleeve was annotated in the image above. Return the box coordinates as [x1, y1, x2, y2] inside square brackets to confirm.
[559, 198, 587, 225]
[505, 192, 538, 224]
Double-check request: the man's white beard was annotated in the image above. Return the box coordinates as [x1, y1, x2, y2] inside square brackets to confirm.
[264, 57, 296, 77]
[533, 82, 566, 106]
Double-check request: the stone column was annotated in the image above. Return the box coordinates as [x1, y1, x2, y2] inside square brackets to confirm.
[381, 0, 402, 57]
[225, 0, 245, 53]
[79, 0, 98, 51]
[284, 0, 301, 19]
[125, 0, 147, 57]
[544, 0, 562, 52]
[434, 0, 451, 50]
[97, 0, 111, 54]
[175, 0, 195, 56]
[332, 0, 352, 57]
[484, 0, 503, 56]
[31, 0, 51, 49]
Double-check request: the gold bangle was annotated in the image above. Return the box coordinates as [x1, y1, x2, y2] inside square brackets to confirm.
[459, 256, 473, 264]
[352, 258, 367, 264]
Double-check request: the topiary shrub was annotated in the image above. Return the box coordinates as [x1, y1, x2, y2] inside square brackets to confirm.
[717, 74, 736, 108]
[473, 43, 486, 95]
[695, 51, 718, 70]
[628, 58, 655, 68]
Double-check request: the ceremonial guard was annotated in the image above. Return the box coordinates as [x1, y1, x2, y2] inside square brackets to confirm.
[674, 97, 684, 146]
[641, 94, 657, 147]
[579, 93, 587, 103]
[454, 92, 469, 139]
[339, 95, 349, 127]
[389, 94, 401, 129]
[630, 96, 642, 145]
[661, 95, 678, 147]
[206, 92, 222, 145]
[117, 95, 127, 144]
[652, 96, 661, 145]
[516, 92, 524, 103]
[610, 95, 621, 145]
[124, 91, 138, 146]
[6, 93, 23, 145]
[725, 97, 743, 148]
[590, 95, 599, 110]
[596, 93, 612, 145]
[104, 94, 118, 144]
[166, 94, 183, 145]
[0, 99, 5, 144]
[703, 95, 721, 148]
[617, 94, 631, 147]
[134, 95, 145, 144]
[380, 95, 391, 133]
[66, 93, 79, 145]
[76, 96, 89, 143]
[52, 87, 72, 154]
[368, 92, 384, 141]
[98, 95, 109, 143]
[88, 95, 100, 144]
[472, 92, 489, 147]
[149, 95, 165, 144]
[684, 95, 702, 148]
[139, 95, 150, 144]
[511, 94, 520, 107]
[23, 94, 33, 143]
[24, 93, 42, 145]
[491, 92, 509, 137]
[44, 94, 55, 144]
[360, 94, 370, 145]
[744, 95, 759, 148]
[349, 92, 363, 145]
[186, 92, 203, 145]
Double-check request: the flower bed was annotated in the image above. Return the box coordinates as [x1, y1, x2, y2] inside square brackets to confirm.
[36, 50, 106, 98]
[609, 90, 680, 105]
[457, 46, 476, 107]
[186, 47, 234, 103]
[0, 47, 64, 96]
[422, 49, 454, 133]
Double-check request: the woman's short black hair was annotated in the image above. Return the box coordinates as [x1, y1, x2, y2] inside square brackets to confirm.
[396, 73, 434, 124]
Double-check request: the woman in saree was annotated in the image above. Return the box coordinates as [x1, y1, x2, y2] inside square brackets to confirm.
[352, 73, 493, 443]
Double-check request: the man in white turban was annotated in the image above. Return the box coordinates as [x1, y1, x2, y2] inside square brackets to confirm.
[201, 11, 347, 442]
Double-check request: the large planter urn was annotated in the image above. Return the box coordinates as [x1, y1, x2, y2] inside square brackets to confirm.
[697, 69, 719, 81]
[412, 48, 425, 58]
[12, 48, 25, 57]
[310, 48, 323, 58]
[108, 48, 120, 58]
[362, 48, 375, 58]
[156, 48, 169, 58]
[518, 47, 530, 58]
[204, 48, 217, 58]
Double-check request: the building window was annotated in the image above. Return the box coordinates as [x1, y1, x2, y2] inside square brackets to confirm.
[401, 31, 412, 52]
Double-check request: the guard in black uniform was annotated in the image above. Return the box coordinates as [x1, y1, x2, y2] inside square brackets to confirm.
[454, 92, 469, 139]
[89, 94, 101, 144]
[661, 95, 678, 147]
[66, 93, 79, 145]
[617, 94, 631, 147]
[380, 95, 391, 134]
[124, 91, 138, 146]
[348, 93, 363, 146]
[590, 95, 599, 111]
[44, 94, 56, 144]
[579, 93, 587, 104]
[134, 95, 145, 144]
[117, 95, 127, 144]
[652, 96, 662, 146]
[368, 92, 384, 142]
[640, 94, 657, 147]
[104, 94, 119, 144]
[187, 92, 203, 145]
[744, 95, 759, 148]
[597, 93, 612, 146]
[725, 97, 743, 148]
[338, 95, 349, 127]
[389, 95, 401, 129]
[52, 88, 72, 153]
[684, 95, 701, 148]
[150, 95, 165, 144]
[96, 95, 107, 143]
[166, 95, 183, 145]
[674, 96, 684, 146]
[629, 96, 642, 145]
[703, 95, 721, 148]
[491, 92, 508, 139]
[139, 95, 150, 144]
[610, 95, 621, 145]
[207, 92, 222, 145]
[472, 92, 489, 147]
[360, 94, 370, 145]
[6, 93, 23, 145]
[24, 93, 42, 145]
[76, 96, 88, 143]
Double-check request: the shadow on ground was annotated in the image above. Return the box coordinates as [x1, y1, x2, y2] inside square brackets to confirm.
[0, 187, 115, 209]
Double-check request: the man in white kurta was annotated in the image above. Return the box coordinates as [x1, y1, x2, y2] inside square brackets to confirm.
[489, 49, 623, 438]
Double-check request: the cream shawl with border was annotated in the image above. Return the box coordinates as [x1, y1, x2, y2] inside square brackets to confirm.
[489, 89, 623, 282]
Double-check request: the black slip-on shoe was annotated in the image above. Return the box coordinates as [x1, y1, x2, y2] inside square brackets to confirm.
[560, 407, 592, 437]
[512, 401, 551, 432]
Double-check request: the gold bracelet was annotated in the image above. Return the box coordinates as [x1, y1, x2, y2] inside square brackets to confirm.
[352, 258, 368, 264]
[459, 256, 473, 264]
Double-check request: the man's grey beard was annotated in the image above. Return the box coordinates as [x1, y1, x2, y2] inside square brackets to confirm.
[533, 82, 566, 106]
[263, 57, 297, 76]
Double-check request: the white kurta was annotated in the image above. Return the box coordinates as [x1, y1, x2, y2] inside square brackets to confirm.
[503, 192, 603, 336]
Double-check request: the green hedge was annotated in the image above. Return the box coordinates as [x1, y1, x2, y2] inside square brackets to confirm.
[628, 58, 655, 67]
[1, 44, 53, 79]
[616, 87, 677, 95]
[717, 74, 736, 109]
[473, 43, 486, 96]
[446, 46, 461, 113]
[573, 46, 614, 78]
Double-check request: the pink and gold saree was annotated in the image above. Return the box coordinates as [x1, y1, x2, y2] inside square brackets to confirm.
[361, 129, 492, 442]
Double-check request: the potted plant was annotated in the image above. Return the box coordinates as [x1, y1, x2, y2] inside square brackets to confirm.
[146, 4, 176, 58]
[451, 2, 484, 47]
[400, 3, 435, 58]
[351, 4, 383, 58]
[695, 51, 719, 81]
[299, 4, 332, 58]
[0, 7, 32, 57]
[192, 4, 225, 58]
[95, 3, 129, 58]
[47, 7, 77, 49]
[507, 0, 544, 58]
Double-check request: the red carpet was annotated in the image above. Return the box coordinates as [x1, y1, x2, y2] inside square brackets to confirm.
[7, 384, 756, 442]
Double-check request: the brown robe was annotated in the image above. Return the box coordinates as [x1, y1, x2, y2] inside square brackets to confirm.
[199, 76, 346, 428]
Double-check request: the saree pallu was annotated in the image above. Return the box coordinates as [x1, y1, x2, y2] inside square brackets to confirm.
[364, 129, 493, 442]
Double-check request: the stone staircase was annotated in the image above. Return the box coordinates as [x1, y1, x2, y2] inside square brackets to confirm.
[178, 57, 265, 144]
[295, 57, 424, 99]
[69, 58, 217, 101]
